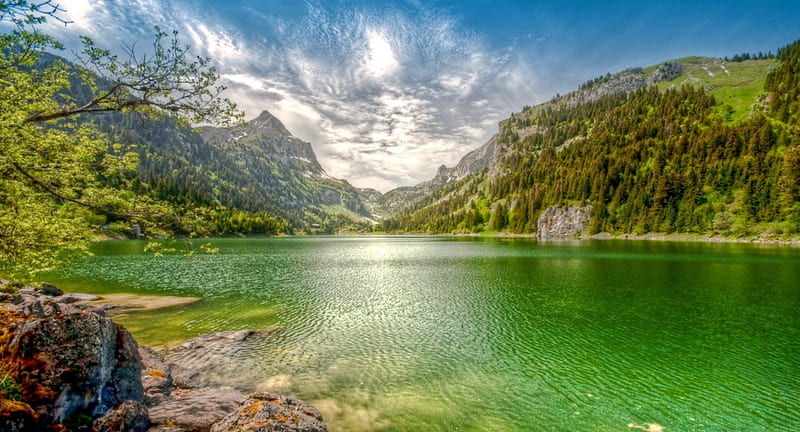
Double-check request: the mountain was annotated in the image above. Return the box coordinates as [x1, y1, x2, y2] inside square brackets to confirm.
[94, 109, 370, 232]
[364, 60, 685, 218]
[199, 111, 370, 219]
[360, 129, 497, 218]
[33, 51, 371, 234]
[382, 41, 799, 238]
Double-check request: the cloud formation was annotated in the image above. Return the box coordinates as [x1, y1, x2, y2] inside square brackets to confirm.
[50, 1, 538, 192]
[48, 1, 800, 192]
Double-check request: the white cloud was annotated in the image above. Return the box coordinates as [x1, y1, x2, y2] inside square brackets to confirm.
[363, 28, 399, 78]
[41, 0, 541, 192]
[61, 0, 93, 25]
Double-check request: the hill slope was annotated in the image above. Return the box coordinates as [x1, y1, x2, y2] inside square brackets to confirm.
[382, 42, 799, 238]
[366, 56, 775, 219]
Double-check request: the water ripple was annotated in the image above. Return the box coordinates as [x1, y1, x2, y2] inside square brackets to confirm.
[48, 237, 800, 432]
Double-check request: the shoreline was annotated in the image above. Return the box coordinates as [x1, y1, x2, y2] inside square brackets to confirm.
[444, 231, 800, 245]
[96, 231, 800, 246]
[584, 232, 800, 245]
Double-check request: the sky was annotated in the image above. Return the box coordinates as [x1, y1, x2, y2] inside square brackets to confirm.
[36, 1, 800, 191]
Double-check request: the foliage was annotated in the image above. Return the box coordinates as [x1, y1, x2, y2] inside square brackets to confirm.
[0, 365, 21, 402]
[384, 42, 800, 237]
[0, 0, 240, 279]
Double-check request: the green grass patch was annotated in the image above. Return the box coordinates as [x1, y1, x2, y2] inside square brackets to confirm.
[653, 58, 776, 123]
[0, 367, 22, 402]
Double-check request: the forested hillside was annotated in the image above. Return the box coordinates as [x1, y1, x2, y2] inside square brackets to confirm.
[93, 110, 371, 235]
[382, 41, 800, 237]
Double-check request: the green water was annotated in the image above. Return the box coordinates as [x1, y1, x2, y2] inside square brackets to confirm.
[48, 237, 800, 431]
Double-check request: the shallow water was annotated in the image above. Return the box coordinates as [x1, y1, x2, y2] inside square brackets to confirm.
[48, 237, 800, 431]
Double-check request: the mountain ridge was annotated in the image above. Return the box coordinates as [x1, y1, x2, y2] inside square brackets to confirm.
[380, 42, 798, 238]
[94, 107, 370, 232]
[362, 58, 690, 218]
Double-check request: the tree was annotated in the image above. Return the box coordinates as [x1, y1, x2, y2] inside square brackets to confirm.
[0, 1, 241, 279]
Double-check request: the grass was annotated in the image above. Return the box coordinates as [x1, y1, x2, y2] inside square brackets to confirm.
[0, 367, 22, 402]
[654, 57, 777, 123]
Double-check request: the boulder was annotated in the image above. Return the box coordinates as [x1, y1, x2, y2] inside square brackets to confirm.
[2, 288, 328, 432]
[1, 293, 144, 429]
[92, 400, 150, 432]
[38, 282, 64, 297]
[148, 387, 246, 429]
[210, 392, 327, 432]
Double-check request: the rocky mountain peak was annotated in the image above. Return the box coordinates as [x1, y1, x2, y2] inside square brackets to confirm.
[249, 110, 292, 137]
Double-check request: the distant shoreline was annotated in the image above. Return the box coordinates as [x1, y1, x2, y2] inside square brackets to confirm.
[98, 231, 800, 246]
[441, 231, 800, 245]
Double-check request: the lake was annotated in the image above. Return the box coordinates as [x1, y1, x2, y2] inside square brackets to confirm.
[48, 236, 800, 431]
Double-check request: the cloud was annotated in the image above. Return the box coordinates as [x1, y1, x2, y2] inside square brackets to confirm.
[41, 0, 541, 192]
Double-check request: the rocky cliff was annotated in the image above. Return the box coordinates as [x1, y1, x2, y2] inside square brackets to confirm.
[536, 205, 592, 240]
[198, 111, 370, 222]
[0, 284, 327, 432]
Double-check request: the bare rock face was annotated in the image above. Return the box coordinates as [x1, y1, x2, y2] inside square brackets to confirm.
[537, 205, 593, 239]
[210, 392, 327, 432]
[647, 61, 683, 85]
[1, 291, 147, 432]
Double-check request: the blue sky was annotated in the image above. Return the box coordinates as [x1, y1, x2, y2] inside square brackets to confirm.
[45, 1, 800, 191]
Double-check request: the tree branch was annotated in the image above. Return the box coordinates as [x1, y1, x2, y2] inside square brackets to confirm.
[10, 161, 135, 218]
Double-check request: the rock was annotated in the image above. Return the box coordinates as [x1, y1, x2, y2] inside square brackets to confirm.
[165, 329, 277, 378]
[647, 61, 683, 85]
[2, 289, 329, 432]
[146, 426, 190, 432]
[57, 292, 101, 304]
[537, 205, 592, 239]
[211, 392, 327, 432]
[1, 295, 143, 427]
[38, 282, 64, 296]
[149, 387, 246, 430]
[92, 400, 150, 432]
[138, 346, 174, 404]
[0, 292, 21, 304]
[4, 291, 105, 319]
[170, 364, 214, 390]
[0, 399, 38, 432]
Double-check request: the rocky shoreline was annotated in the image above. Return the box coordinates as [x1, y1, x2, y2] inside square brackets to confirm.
[0, 283, 327, 432]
